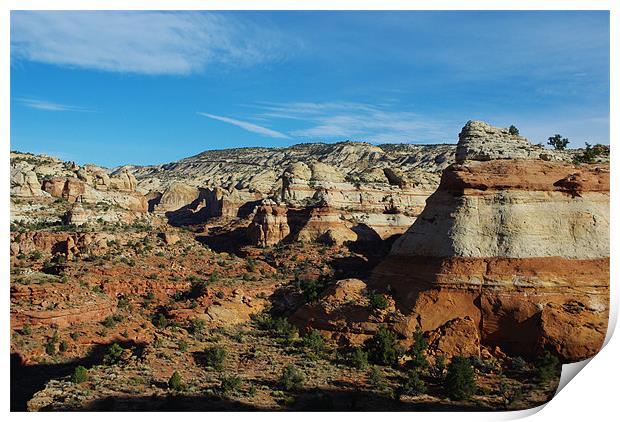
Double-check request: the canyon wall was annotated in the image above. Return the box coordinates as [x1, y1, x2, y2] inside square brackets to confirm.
[369, 121, 609, 361]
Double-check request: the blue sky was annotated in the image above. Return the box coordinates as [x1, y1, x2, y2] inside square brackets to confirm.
[10, 10, 609, 167]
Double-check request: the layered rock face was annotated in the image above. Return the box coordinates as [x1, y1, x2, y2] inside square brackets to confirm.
[10, 152, 149, 226]
[246, 201, 291, 247]
[131, 142, 450, 237]
[154, 182, 200, 213]
[294, 206, 358, 245]
[370, 121, 610, 361]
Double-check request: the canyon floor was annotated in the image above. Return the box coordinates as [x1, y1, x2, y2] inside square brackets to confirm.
[11, 219, 559, 411]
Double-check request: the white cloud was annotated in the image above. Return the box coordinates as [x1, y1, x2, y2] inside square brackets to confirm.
[252, 101, 453, 142]
[11, 11, 290, 75]
[16, 97, 93, 112]
[197, 112, 290, 139]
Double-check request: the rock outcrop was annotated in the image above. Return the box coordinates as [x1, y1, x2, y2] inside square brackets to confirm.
[246, 201, 291, 247]
[455, 120, 563, 163]
[10, 166, 47, 198]
[368, 121, 609, 362]
[154, 182, 200, 213]
[295, 206, 358, 245]
[63, 203, 91, 226]
[109, 167, 138, 191]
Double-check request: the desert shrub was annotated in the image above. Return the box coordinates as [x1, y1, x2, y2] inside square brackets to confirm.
[510, 356, 527, 371]
[219, 376, 242, 395]
[547, 134, 569, 150]
[578, 142, 606, 163]
[117, 296, 131, 311]
[103, 343, 124, 365]
[188, 318, 206, 335]
[168, 371, 183, 391]
[21, 324, 32, 335]
[102, 314, 123, 328]
[203, 346, 227, 370]
[408, 328, 429, 372]
[280, 365, 304, 392]
[368, 291, 389, 310]
[59, 340, 68, 353]
[508, 125, 519, 135]
[398, 369, 427, 397]
[368, 366, 385, 389]
[534, 352, 560, 384]
[152, 313, 168, 329]
[432, 355, 446, 379]
[71, 366, 88, 384]
[143, 292, 155, 306]
[364, 326, 401, 366]
[246, 257, 257, 272]
[255, 314, 298, 346]
[188, 278, 209, 298]
[445, 356, 476, 400]
[302, 329, 325, 355]
[300, 278, 327, 303]
[349, 347, 369, 370]
[209, 272, 218, 284]
[45, 340, 56, 356]
[177, 339, 188, 352]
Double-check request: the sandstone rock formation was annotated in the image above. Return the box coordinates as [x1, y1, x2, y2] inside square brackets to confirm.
[290, 278, 378, 345]
[154, 182, 200, 213]
[455, 120, 563, 163]
[368, 121, 609, 362]
[10, 231, 114, 259]
[63, 203, 91, 226]
[295, 206, 358, 245]
[109, 167, 138, 191]
[246, 201, 291, 247]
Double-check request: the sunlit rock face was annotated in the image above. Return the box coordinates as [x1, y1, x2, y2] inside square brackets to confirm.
[368, 121, 609, 362]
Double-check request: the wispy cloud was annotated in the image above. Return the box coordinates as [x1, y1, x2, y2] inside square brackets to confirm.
[251, 101, 453, 142]
[198, 112, 290, 139]
[11, 11, 292, 75]
[16, 97, 93, 112]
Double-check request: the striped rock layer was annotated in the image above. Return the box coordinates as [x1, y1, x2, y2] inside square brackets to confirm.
[370, 159, 610, 362]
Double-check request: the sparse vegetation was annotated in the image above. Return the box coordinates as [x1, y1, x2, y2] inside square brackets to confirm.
[398, 369, 427, 398]
[302, 329, 325, 355]
[349, 347, 369, 370]
[280, 364, 304, 392]
[534, 352, 560, 384]
[102, 343, 124, 365]
[368, 291, 389, 310]
[71, 366, 89, 384]
[408, 327, 429, 372]
[219, 376, 242, 395]
[445, 356, 476, 400]
[547, 134, 569, 150]
[577, 142, 607, 163]
[364, 326, 401, 366]
[203, 346, 227, 370]
[168, 371, 184, 391]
